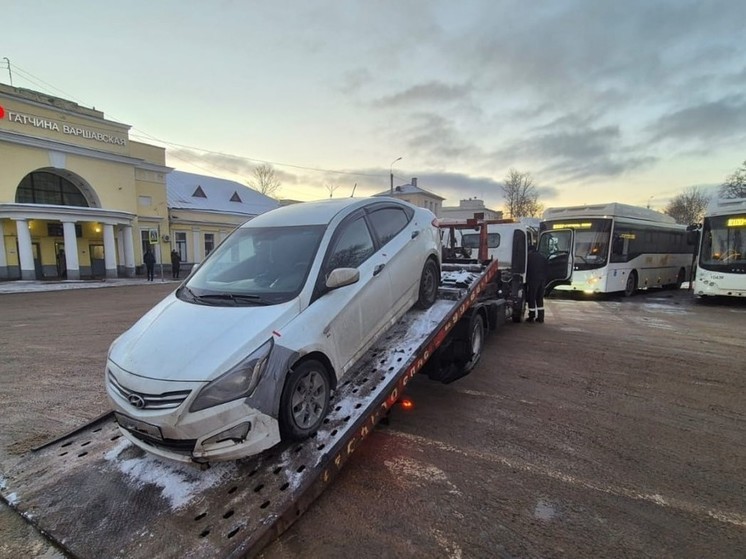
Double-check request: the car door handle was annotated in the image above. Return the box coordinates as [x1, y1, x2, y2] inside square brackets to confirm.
[411, 230, 420, 239]
[373, 263, 385, 276]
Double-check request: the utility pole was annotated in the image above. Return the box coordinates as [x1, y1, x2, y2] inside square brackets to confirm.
[390, 156, 402, 195]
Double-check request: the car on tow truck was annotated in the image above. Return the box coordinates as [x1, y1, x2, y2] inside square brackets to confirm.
[105, 197, 440, 465]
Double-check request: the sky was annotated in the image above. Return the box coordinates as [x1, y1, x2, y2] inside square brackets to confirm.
[2, 0, 745, 213]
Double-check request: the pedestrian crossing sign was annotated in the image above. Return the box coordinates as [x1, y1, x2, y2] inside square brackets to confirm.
[149, 229, 159, 244]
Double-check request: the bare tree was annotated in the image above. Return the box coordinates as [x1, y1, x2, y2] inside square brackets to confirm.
[663, 186, 710, 225]
[720, 160, 746, 198]
[248, 164, 281, 198]
[324, 183, 339, 199]
[501, 168, 543, 218]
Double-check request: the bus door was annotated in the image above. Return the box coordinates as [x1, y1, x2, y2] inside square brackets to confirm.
[539, 228, 574, 294]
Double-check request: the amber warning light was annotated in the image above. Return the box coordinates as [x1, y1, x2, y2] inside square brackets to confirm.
[399, 398, 415, 410]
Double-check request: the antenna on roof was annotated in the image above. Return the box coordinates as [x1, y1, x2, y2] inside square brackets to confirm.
[350, 183, 357, 197]
[2, 57, 12, 86]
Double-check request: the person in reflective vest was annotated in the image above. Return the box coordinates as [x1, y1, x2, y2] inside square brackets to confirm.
[526, 245, 549, 323]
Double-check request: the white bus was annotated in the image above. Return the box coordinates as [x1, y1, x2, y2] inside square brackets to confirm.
[539, 202, 693, 296]
[693, 196, 746, 298]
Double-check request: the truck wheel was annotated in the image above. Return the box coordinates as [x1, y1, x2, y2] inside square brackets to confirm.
[512, 291, 525, 323]
[460, 313, 485, 374]
[674, 268, 685, 290]
[279, 360, 331, 440]
[415, 258, 439, 309]
[623, 271, 637, 297]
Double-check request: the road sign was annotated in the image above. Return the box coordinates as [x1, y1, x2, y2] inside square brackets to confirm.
[149, 229, 159, 245]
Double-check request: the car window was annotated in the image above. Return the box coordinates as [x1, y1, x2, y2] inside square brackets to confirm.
[367, 207, 411, 246]
[326, 216, 375, 272]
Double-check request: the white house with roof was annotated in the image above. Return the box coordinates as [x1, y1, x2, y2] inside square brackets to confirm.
[374, 177, 445, 216]
[166, 170, 279, 266]
[440, 198, 503, 221]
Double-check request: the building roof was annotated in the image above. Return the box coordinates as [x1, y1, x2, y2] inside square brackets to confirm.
[166, 170, 279, 216]
[373, 182, 446, 200]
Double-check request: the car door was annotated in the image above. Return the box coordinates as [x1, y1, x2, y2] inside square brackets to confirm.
[366, 205, 421, 316]
[318, 213, 393, 376]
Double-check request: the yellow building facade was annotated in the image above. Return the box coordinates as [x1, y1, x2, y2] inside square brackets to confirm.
[0, 84, 172, 280]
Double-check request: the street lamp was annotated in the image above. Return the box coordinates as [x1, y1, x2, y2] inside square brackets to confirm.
[390, 157, 402, 195]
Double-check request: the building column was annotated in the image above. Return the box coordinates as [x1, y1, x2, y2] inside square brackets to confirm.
[123, 225, 135, 277]
[62, 221, 81, 280]
[14, 219, 35, 280]
[103, 223, 117, 279]
[192, 228, 201, 263]
[0, 220, 8, 280]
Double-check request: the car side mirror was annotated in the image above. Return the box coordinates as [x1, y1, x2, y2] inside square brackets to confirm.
[326, 268, 360, 290]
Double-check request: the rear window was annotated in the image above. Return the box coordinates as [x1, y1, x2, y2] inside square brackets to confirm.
[367, 207, 412, 246]
[461, 233, 500, 249]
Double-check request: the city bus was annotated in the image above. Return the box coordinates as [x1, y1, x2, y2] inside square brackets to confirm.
[692, 196, 746, 298]
[539, 202, 693, 296]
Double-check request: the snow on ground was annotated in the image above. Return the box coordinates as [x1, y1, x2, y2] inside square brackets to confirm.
[103, 438, 237, 510]
[0, 278, 178, 294]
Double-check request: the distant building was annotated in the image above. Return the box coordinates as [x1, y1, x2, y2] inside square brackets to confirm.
[0, 83, 278, 281]
[440, 198, 503, 221]
[166, 171, 279, 265]
[374, 178, 445, 216]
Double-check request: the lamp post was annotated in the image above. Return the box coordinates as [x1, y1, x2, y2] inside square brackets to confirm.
[390, 157, 402, 195]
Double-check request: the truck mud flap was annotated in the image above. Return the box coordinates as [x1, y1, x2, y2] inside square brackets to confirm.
[1, 261, 499, 559]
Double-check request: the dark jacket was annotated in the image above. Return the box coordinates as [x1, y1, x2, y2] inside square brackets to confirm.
[170, 251, 181, 266]
[526, 249, 549, 283]
[144, 251, 156, 266]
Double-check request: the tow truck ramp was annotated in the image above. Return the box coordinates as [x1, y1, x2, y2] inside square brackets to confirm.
[1, 261, 501, 559]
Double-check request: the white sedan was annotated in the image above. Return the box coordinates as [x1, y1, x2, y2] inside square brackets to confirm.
[106, 197, 441, 464]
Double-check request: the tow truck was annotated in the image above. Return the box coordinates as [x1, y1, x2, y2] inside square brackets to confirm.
[1, 220, 513, 559]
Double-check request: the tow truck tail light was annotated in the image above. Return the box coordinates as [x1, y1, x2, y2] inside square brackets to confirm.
[400, 398, 414, 410]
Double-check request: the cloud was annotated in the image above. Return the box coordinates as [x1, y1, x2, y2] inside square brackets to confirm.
[166, 148, 301, 185]
[649, 96, 746, 144]
[373, 81, 471, 108]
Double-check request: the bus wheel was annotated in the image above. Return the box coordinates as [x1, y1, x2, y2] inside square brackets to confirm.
[674, 268, 685, 290]
[623, 271, 637, 297]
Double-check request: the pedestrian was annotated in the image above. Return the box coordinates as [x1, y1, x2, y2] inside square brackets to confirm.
[170, 249, 181, 279]
[144, 248, 156, 281]
[526, 244, 549, 323]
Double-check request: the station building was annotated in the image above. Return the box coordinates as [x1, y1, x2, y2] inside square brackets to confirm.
[0, 84, 277, 281]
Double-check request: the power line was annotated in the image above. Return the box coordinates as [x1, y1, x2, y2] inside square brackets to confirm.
[8, 62, 388, 183]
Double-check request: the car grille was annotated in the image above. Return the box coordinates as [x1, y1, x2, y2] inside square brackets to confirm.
[127, 429, 197, 455]
[108, 370, 192, 410]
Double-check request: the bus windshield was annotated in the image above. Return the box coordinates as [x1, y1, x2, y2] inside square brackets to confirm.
[542, 218, 612, 270]
[700, 214, 746, 271]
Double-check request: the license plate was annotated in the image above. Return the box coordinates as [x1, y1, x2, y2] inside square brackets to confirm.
[115, 413, 164, 441]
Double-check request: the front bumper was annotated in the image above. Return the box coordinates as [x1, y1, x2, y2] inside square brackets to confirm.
[106, 363, 281, 464]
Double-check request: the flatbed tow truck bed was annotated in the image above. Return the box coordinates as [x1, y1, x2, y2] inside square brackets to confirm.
[1, 259, 502, 559]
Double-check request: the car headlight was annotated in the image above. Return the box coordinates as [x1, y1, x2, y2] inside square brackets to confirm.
[190, 338, 274, 412]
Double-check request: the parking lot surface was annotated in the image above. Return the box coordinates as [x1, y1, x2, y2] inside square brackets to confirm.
[1, 285, 744, 558]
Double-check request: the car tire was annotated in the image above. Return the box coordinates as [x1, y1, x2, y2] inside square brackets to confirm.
[415, 258, 439, 309]
[279, 359, 331, 440]
[623, 271, 637, 297]
[460, 313, 485, 374]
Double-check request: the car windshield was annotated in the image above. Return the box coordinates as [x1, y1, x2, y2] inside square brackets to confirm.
[179, 225, 326, 306]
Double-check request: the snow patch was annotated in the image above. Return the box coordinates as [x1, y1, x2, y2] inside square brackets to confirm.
[6, 492, 20, 505]
[104, 438, 237, 510]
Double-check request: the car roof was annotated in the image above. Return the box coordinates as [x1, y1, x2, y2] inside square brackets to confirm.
[242, 197, 409, 228]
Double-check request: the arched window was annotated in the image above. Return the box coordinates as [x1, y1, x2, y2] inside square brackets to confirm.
[15, 171, 89, 207]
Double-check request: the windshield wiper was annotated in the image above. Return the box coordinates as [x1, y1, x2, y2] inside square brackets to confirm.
[195, 293, 272, 306]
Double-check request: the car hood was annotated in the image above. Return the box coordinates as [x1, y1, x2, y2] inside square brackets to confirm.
[108, 292, 300, 382]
